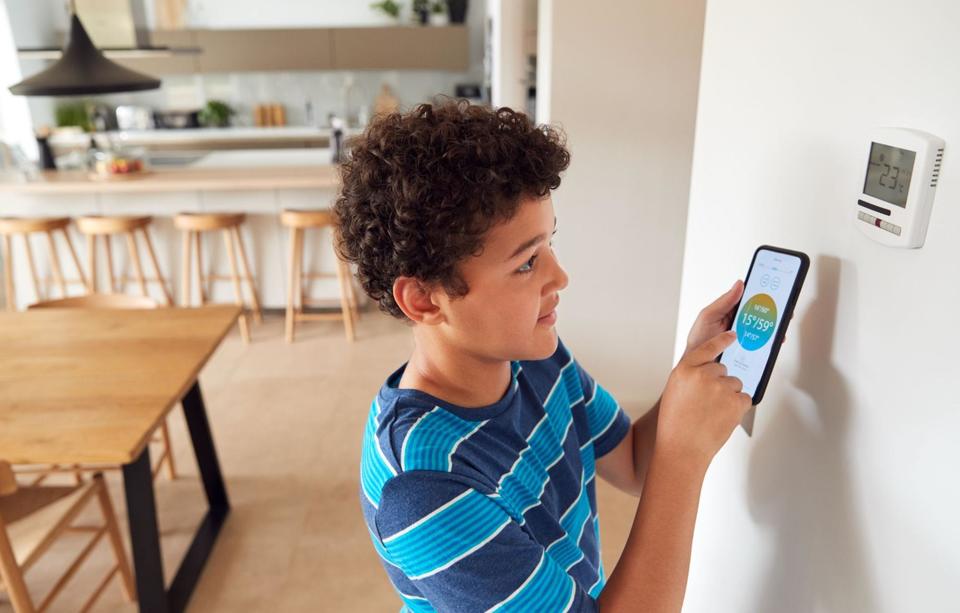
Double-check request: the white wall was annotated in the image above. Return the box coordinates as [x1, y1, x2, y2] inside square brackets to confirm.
[0, 0, 34, 156]
[676, 1, 960, 611]
[486, 0, 532, 111]
[537, 0, 706, 413]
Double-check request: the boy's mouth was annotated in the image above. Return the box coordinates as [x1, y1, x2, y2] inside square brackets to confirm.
[537, 298, 560, 323]
[537, 309, 557, 326]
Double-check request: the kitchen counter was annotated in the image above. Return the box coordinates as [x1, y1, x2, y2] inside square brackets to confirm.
[0, 165, 338, 194]
[0, 150, 340, 194]
[48, 126, 364, 152]
[0, 149, 350, 310]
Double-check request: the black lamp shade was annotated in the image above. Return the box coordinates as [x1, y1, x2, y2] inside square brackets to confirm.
[9, 15, 160, 96]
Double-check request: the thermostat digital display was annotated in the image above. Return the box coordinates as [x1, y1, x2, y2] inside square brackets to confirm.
[862, 142, 915, 208]
[855, 128, 944, 248]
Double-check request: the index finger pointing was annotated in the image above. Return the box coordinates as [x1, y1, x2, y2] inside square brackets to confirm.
[683, 330, 737, 366]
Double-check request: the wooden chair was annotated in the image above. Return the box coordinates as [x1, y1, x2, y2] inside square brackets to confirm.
[0, 461, 135, 612]
[0, 217, 87, 311]
[173, 212, 262, 344]
[280, 209, 359, 343]
[24, 294, 177, 481]
[74, 216, 173, 306]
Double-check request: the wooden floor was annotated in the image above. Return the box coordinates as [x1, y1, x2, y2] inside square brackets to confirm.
[0, 310, 637, 612]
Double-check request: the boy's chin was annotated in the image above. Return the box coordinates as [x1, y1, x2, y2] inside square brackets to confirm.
[516, 329, 559, 361]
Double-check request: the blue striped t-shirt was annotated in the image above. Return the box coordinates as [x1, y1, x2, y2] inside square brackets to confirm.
[360, 338, 631, 612]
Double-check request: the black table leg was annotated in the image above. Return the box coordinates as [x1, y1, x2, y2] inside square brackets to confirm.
[123, 447, 168, 613]
[122, 380, 230, 613]
[169, 380, 230, 612]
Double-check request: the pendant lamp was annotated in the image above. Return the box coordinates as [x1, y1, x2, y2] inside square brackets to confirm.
[9, 12, 160, 96]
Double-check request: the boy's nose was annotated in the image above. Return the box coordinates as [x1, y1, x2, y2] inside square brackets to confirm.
[551, 254, 569, 292]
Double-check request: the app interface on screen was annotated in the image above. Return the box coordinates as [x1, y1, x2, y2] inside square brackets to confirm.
[720, 250, 802, 398]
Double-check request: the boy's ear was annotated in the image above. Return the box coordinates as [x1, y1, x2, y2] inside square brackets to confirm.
[393, 276, 445, 325]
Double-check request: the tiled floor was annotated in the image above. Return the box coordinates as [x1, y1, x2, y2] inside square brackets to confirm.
[1, 310, 637, 612]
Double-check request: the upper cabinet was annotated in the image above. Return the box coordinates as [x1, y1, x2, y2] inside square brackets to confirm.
[113, 26, 469, 74]
[194, 29, 335, 72]
[331, 27, 469, 71]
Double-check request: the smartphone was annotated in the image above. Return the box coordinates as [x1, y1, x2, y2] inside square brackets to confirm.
[718, 245, 810, 435]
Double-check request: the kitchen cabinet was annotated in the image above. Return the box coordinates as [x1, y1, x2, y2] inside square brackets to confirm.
[331, 26, 469, 71]
[110, 26, 468, 74]
[194, 29, 334, 72]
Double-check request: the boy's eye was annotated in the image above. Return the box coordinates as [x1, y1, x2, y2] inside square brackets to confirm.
[515, 235, 555, 274]
[517, 255, 538, 274]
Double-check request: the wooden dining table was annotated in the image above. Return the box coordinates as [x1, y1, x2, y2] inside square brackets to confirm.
[0, 304, 240, 613]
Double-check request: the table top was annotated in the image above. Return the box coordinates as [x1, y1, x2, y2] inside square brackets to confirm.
[0, 164, 339, 194]
[0, 305, 239, 465]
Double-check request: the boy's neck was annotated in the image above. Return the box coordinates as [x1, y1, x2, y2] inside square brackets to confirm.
[398, 335, 513, 409]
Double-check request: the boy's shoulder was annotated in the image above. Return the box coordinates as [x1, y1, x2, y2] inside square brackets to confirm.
[376, 337, 576, 424]
[367, 338, 581, 480]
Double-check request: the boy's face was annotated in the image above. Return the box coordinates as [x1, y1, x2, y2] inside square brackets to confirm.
[434, 194, 569, 362]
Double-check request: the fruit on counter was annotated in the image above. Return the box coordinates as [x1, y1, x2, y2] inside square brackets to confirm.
[95, 157, 144, 175]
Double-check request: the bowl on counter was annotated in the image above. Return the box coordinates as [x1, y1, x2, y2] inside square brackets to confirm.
[90, 147, 149, 180]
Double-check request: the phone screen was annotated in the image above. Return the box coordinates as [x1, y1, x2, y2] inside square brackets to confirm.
[720, 248, 804, 399]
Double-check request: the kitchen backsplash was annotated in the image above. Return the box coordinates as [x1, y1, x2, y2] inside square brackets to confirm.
[27, 67, 484, 131]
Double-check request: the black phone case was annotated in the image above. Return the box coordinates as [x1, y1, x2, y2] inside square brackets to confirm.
[717, 245, 810, 406]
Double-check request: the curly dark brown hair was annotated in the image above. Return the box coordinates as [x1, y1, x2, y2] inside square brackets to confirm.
[333, 99, 571, 320]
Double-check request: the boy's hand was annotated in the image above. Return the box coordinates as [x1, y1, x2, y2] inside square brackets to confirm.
[658, 331, 752, 468]
[683, 279, 788, 360]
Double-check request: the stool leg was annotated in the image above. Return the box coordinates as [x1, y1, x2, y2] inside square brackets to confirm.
[232, 225, 263, 324]
[285, 226, 299, 343]
[343, 260, 360, 324]
[334, 256, 356, 342]
[22, 234, 42, 303]
[296, 229, 306, 312]
[181, 230, 192, 307]
[104, 235, 117, 293]
[125, 231, 149, 298]
[1, 234, 14, 311]
[44, 231, 67, 298]
[142, 228, 173, 305]
[86, 234, 98, 293]
[222, 229, 250, 344]
[194, 231, 207, 304]
[159, 420, 177, 480]
[61, 228, 87, 289]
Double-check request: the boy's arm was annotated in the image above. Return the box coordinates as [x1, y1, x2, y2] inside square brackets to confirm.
[595, 397, 661, 497]
[597, 445, 706, 612]
[597, 331, 751, 612]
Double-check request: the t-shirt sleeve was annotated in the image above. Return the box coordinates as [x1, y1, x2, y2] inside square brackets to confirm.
[574, 358, 631, 458]
[374, 471, 598, 612]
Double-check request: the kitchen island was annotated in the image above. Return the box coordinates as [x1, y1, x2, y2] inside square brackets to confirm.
[0, 150, 352, 312]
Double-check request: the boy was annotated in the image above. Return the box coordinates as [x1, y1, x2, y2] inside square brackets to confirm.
[335, 100, 752, 612]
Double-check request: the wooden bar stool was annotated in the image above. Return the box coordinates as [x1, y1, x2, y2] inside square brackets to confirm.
[75, 215, 173, 305]
[0, 217, 87, 310]
[174, 212, 262, 344]
[281, 209, 359, 343]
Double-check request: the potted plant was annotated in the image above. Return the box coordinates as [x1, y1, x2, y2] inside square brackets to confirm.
[413, 0, 429, 25]
[198, 100, 235, 128]
[429, 1, 448, 25]
[446, 0, 467, 24]
[370, 0, 402, 21]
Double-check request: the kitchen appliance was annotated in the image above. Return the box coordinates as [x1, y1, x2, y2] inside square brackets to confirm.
[115, 105, 155, 130]
[153, 110, 200, 129]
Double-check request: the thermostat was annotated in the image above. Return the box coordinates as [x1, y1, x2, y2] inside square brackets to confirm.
[856, 128, 944, 248]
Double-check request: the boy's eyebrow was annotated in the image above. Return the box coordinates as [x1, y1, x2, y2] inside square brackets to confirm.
[505, 217, 557, 262]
